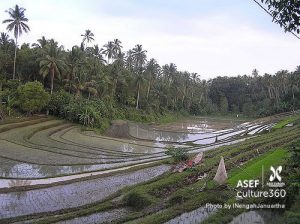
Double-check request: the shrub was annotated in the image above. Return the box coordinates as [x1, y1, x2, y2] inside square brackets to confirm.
[78, 105, 101, 127]
[165, 146, 189, 163]
[123, 190, 153, 210]
[17, 81, 49, 114]
[168, 191, 192, 205]
[48, 90, 72, 116]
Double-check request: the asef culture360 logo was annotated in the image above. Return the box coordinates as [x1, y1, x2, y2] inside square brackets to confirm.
[267, 166, 285, 187]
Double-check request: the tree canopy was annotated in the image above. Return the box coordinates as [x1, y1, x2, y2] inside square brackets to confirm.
[255, 0, 300, 38]
[0, 4, 299, 125]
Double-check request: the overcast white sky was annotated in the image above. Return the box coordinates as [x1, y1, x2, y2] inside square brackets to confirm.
[0, 0, 299, 79]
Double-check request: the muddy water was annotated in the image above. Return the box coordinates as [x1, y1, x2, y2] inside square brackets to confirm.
[0, 165, 170, 219]
[164, 206, 217, 224]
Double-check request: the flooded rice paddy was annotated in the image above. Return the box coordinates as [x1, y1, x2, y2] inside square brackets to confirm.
[0, 165, 170, 219]
[0, 115, 280, 221]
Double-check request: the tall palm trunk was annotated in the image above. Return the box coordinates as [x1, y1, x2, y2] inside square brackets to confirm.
[50, 66, 55, 95]
[111, 79, 117, 98]
[198, 92, 203, 104]
[146, 78, 152, 99]
[136, 82, 140, 110]
[13, 37, 18, 79]
[292, 86, 296, 113]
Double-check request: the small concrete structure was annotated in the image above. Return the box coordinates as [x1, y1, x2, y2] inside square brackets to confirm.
[213, 156, 228, 185]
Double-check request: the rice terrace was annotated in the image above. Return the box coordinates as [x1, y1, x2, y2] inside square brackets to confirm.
[0, 0, 300, 224]
[0, 112, 299, 223]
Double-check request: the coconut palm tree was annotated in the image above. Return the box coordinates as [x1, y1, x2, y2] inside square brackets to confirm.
[81, 29, 95, 49]
[131, 45, 147, 109]
[0, 32, 11, 46]
[86, 44, 106, 64]
[132, 44, 147, 70]
[180, 72, 191, 107]
[3, 4, 30, 79]
[38, 40, 66, 94]
[163, 63, 177, 87]
[135, 71, 145, 109]
[125, 50, 134, 72]
[113, 39, 122, 55]
[32, 36, 47, 48]
[0, 32, 14, 53]
[145, 58, 160, 99]
[103, 41, 115, 64]
[190, 72, 199, 99]
[64, 46, 84, 92]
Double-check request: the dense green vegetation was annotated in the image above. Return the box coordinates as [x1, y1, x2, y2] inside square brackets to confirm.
[165, 146, 189, 163]
[258, 0, 300, 37]
[1, 5, 300, 128]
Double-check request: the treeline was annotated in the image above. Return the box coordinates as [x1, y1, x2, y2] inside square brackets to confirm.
[0, 32, 299, 124]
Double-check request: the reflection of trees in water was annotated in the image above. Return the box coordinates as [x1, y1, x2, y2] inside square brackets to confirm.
[132, 122, 220, 143]
[0, 159, 77, 178]
[0, 158, 19, 178]
[131, 123, 190, 142]
[8, 180, 32, 199]
[155, 130, 188, 142]
[1, 160, 95, 179]
[0, 159, 43, 178]
[38, 164, 94, 177]
[38, 165, 60, 177]
[121, 144, 134, 153]
[8, 179, 32, 187]
[70, 165, 92, 173]
[12, 189, 28, 199]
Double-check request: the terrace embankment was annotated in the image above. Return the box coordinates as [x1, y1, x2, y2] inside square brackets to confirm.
[104, 120, 130, 138]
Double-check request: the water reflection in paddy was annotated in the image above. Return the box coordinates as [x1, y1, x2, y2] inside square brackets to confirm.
[129, 123, 248, 144]
[0, 155, 167, 180]
[129, 123, 218, 143]
[0, 165, 170, 219]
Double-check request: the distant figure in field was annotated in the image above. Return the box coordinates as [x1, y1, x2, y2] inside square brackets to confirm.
[236, 114, 239, 118]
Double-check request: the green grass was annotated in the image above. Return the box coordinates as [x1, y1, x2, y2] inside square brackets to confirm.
[227, 148, 289, 187]
[273, 114, 300, 129]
